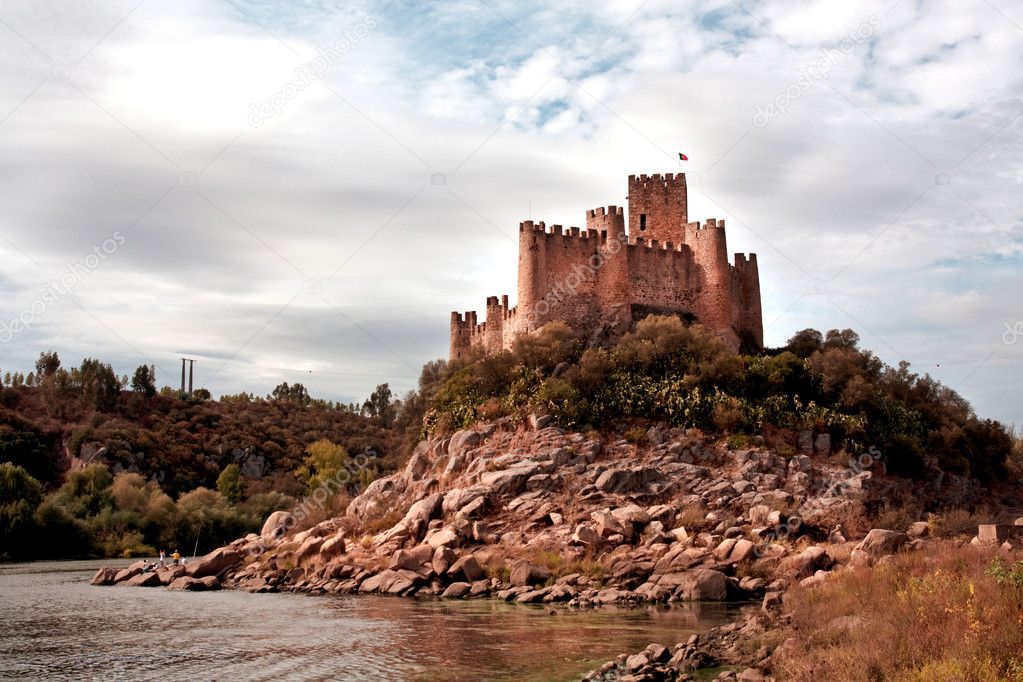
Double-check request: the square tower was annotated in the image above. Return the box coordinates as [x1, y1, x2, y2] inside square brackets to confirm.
[628, 173, 688, 244]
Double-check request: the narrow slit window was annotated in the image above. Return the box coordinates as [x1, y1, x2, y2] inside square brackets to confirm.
[639, 214, 647, 231]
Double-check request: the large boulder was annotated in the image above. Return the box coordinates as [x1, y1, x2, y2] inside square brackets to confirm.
[320, 533, 346, 558]
[907, 522, 930, 539]
[359, 569, 420, 594]
[612, 504, 651, 527]
[90, 567, 118, 586]
[481, 464, 539, 496]
[260, 511, 294, 543]
[594, 466, 664, 494]
[390, 544, 434, 571]
[441, 582, 472, 598]
[377, 493, 444, 544]
[403, 451, 431, 480]
[113, 561, 146, 584]
[659, 569, 728, 600]
[591, 510, 628, 539]
[157, 565, 186, 585]
[441, 486, 488, 516]
[510, 562, 551, 587]
[432, 546, 457, 575]
[448, 430, 482, 456]
[779, 546, 833, 580]
[854, 529, 909, 557]
[185, 547, 244, 578]
[714, 538, 755, 564]
[295, 537, 325, 563]
[168, 575, 221, 591]
[426, 528, 459, 549]
[571, 524, 602, 546]
[448, 554, 484, 582]
[124, 571, 162, 587]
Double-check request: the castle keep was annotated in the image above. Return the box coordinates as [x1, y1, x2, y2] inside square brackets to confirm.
[450, 173, 763, 360]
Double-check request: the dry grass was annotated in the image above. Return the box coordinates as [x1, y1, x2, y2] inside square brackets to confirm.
[773, 543, 1023, 681]
[363, 508, 404, 534]
[676, 503, 710, 531]
[525, 547, 605, 582]
[872, 500, 924, 533]
[928, 508, 985, 538]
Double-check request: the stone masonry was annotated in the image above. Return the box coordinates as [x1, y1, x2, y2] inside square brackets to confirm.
[450, 172, 763, 360]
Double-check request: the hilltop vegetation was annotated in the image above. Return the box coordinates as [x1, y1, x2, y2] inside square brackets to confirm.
[424, 316, 1016, 484]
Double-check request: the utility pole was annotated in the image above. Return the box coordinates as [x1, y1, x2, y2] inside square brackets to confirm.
[180, 358, 196, 397]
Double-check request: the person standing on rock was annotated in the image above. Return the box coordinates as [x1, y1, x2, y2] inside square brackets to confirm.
[172, 549, 181, 565]
[159, 550, 166, 567]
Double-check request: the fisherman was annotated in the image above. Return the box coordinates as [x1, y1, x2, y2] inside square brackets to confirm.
[172, 549, 181, 565]
[159, 550, 166, 566]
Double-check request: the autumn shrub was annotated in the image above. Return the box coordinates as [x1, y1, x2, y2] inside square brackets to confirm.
[872, 500, 925, 532]
[426, 318, 1014, 486]
[774, 545, 1023, 681]
[928, 508, 985, 537]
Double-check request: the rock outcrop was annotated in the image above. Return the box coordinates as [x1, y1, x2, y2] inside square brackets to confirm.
[93, 420, 923, 613]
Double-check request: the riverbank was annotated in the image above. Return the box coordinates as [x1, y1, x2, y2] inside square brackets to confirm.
[4, 559, 735, 681]
[91, 420, 1020, 678]
[582, 540, 1023, 681]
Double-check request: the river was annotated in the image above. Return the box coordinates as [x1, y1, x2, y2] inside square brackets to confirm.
[0, 559, 739, 681]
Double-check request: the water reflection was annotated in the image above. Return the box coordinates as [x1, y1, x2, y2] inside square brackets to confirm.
[0, 560, 738, 681]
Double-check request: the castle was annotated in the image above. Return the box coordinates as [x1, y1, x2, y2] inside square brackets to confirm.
[449, 172, 763, 360]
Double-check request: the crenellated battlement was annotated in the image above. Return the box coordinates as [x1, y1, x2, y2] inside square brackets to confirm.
[451, 171, 762, 360]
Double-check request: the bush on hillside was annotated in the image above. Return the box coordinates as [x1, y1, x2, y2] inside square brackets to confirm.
[424, 316, 1012, 483]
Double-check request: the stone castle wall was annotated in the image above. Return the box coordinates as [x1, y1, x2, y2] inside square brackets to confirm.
[450, 173, 763, 360]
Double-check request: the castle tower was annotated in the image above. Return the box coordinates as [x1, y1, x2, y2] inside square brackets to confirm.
[587, 205, 630, 324]
[517, 220, 544, 333]
[628, 173, 688, 245]
[484, 295, 504, 352]
[691, 218, 734, 343]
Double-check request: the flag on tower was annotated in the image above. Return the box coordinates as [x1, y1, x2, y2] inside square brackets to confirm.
[678, 152, 688, 161]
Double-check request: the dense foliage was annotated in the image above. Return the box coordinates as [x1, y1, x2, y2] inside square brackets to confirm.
[425, 316, 1014, 482]
[0, 462, 287, 560]
[0, 352, 410, 559]
[0, 353, 397, 495]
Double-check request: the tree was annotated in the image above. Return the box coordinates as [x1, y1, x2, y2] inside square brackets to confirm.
[823, 328, 860, 350]
[0, 463, 43, 557]
[35, 351, 60, 377]
[295, 439, 349, 493]
[131, 364, 156, 397]
[363, 383, 395, 426]
[270, 382, 310, 405]
[77, 358, 121, 411]
[786, 329, 823, 358]
[216, 463, 242, 504]
[191, 388, 211, 401]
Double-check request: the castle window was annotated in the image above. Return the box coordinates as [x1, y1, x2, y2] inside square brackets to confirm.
[639, 214, 647, 231]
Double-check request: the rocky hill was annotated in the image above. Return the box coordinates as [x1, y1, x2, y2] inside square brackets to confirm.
[95, 417, 954, 599]
[93, 416, 1023, 679]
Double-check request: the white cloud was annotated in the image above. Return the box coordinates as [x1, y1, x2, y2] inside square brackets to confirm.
[0, 0, 1019, 423]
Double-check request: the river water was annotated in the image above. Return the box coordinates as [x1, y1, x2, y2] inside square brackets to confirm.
[0, 560, 738, 681]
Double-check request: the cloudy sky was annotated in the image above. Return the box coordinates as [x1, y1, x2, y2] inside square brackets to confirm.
[0, 0, 1020, 423]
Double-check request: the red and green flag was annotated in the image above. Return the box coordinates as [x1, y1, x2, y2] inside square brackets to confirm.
[678, 152, 688, 161]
